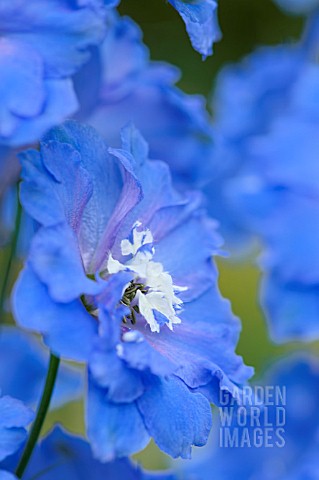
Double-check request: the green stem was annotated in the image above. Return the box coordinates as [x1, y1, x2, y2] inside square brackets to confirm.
[0, 186, 22, 322]
[15, 354, 60, 479]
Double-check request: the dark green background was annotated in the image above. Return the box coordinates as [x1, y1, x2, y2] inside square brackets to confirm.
[119, 0, 303, 96]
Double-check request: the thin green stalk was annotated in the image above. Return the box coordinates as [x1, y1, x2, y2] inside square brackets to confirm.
[0, 188, 22, 322]
[15, 354, 61, 479]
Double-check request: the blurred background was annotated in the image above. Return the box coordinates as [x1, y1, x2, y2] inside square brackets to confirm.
[8, 0, 318, 472]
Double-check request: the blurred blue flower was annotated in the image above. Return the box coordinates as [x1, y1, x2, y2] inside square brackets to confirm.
[0, 392, 33, 478]
[2, 426, 176, 480]
[273, 0, 319, 15]
[206, 14, 319, 341]
[0, 0, 107, 147]
[0, 326, 83, 409]
[234, 17, 319, 342]
[74, 15, 214, 188]
[13, 121, 252, 460]
[205, 42, 304, 249]
[180, 354, 319, 480]
[0, 186, 16, 248]
[167, 0, 221, 57]
[0, 14, 215, 250]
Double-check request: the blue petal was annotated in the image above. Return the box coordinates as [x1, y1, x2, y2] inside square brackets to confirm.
[206, 44, 302, 247]
[261, 274, 319, 342]
[73, 47, 102, 120]
[109, 125, 185, 259]
[20, 139, 93, 230]
[13, 265, 97, 362]
[252, 118, 319, 199]
[0, 39, 44, 141]
[42, 121, 142, 272]
[120, 333, 176, 377]
[2, 79, 78, 147]
[137, 376, 212, 459]
[136, 284, 253, 403]
[75, 15, 215, 188]
[0, 0, 107, 146]
[5, 426, 175, 480]
[0, 471, 16, 480]
[153, 203, 222, 301]
[168, 0, 221, 57]
[89, 340, 145, 403]
[96, 16, 148, 98]
[0, 327, 83, 409]
[180, 354, 319, 480]
[0, 395, 34, 462]
[87, 377, 150, 461]
[259, 192, 319, 284]
[28, 225, 102, 302]
[1, 0, 107, 77]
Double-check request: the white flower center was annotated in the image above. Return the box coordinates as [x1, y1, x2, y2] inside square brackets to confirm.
[107, 222, 187, 333]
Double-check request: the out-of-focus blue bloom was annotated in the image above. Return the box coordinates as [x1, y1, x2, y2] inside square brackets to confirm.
[235, 18, 319, 342]
[0, 0, 107, 147]
[74, 15, 214, 188]
[205, 42, 304, 249]
[0, 392, 33, 472]
[13, 121, 252, 460]
[181, 354, 319, 480]
[167, 0, 221, 57]
[2, 427, 176, 480]
[0, 327, 83, 409]
[274, 0, 319, 15]
[206, 14, 319, 341]
[0, 14, 215, 250]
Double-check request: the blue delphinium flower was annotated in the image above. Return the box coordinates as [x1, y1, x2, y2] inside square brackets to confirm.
[2, 426, 176, 480]
[74, 15, 215, 188]
[13, 121, 252, 460]
[0, 0, 107, 147]
[167, 0, 221, 57]
[0, 392, 33, 479]
[180, 354, 319, 480]
[0, 326, 83, 409]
